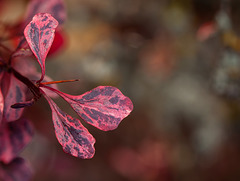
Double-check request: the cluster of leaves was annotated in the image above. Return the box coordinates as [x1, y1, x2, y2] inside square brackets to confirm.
[0, 0, 133, 180]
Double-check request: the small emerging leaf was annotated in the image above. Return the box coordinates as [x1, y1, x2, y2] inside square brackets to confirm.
[43, 86, 133, 131]
[43, 93, 96, 159]
[11, 99, 35, 109]
[24, 13, 58, 82]
[11, 38, 33, 58]
[0, 118, 34, 164]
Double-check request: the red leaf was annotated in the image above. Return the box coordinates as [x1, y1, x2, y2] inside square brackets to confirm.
[24, 13, 58, 82]
[3, 73, 27, 122]
[43, 86, 133, 131]
[43, 93, 96, 159]
[0, 118, 34, 164]
[48, 30, 65, 56]
[0, 157, 32, 181]
[24, 0, 66, 26]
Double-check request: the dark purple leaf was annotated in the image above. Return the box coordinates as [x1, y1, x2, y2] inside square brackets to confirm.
[3, 73, 27, 122]
[0, 157, 32, 181]
[11, 99, 35, 109]
[0, 118, 34, 164]
[43, 93, 96, 159]
[24, 0, 66, 26]
[24, 13, 58, 81]
[43, 86, 134, 131]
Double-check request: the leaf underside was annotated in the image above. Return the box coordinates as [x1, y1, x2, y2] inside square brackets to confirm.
[24, 13, 58, 81]
[44, 86, 134, 131]
[43, 93, 96, 159]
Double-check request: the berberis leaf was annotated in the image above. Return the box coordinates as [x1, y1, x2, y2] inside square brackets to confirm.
[43, 94, 96, 159]
[0, 72, 4, 124]
[24, 13, 58, 82]
[3, 74, 26, 122]
[43, 86, 133, 131]
[0, 119, 34, 164]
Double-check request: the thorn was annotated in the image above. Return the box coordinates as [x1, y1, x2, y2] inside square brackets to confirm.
[40, 79, 80, 85]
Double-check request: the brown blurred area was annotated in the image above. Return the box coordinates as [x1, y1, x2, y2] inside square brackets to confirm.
[3, 0, 240, 180]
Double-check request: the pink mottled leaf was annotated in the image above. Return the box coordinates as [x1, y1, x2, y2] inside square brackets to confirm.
[24, 13, 58, 82]
[0, 157, 32, 181]
[43, 93, 96, 159]
[3, 73, 27, 122]
[0, 118, 34, 164]
[24, 0, 66, 26]
[43, 86, 133, 131]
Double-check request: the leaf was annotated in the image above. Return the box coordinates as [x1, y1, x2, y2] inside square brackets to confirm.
[0, 157, 32, 181]
[24, 13, 58, 82]
[48, 30, 65, 56]
[0, 72, 4, 124]
[24, 0, 66, 26]
[11, 38, 33, 58]
[12, 56, 37, 77]
[3, 73, 27, 122]
[12, 57, 58, 98]
[43, 93, 96, 159]
[43, 86, 133, 131]
[0, 118, 34, 164]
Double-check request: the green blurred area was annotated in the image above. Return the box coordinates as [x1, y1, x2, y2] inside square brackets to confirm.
[4, 0, 240, 180]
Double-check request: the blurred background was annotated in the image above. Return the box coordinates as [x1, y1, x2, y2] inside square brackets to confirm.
[3, 0, 240, 180]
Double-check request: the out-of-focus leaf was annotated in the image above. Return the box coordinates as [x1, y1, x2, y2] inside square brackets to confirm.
[3, 73, 26, 122]
[43, 86, 133, 131]
[24, 0, 66, 26]
[43, 93, 96, 159]
[0, 72, 4, 124]
[12, 57, 58, 97]
[11, 38, 33, 58]
[48, 30, 65, 56]
[0, 118, 34, 164]
[197, 21, 217, 41]
[12, 57, 36, 78]
[0, 157, 32, 181]
[24, 13, 58, 82]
